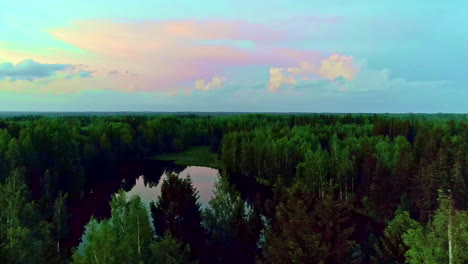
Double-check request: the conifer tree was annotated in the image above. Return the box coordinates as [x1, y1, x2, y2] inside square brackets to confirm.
[150, 173, 206, 262]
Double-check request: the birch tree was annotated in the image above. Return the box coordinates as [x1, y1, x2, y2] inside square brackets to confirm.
[403, 192, 468, 264]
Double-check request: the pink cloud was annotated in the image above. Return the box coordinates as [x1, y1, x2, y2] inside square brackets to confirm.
[0, 17, 340, 94]
[43, 19, 333, 93]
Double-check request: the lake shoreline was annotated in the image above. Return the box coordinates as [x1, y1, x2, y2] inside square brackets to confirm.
[148, 146, 222, 169]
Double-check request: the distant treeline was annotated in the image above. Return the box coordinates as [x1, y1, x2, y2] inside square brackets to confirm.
[1, 111, 467, 119]
[0, 113, 466, 263]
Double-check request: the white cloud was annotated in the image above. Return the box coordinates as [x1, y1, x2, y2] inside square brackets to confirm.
[329, 60, 401, 91]
[195, 75, 226, 91]
[335, 60, 444, 92]
[268, 67, 296, 92]
[317, 54, 356, 80]
[285, 54, 356, 81]
[268, 56, 449, 93]
[268, 54, 357, 92]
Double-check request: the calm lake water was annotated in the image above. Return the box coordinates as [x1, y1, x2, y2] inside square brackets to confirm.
[126, 166, 220, 206]
[67, 159, 219, 249]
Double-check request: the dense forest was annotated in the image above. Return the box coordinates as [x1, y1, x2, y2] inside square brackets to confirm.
[0, 113, 466, 263]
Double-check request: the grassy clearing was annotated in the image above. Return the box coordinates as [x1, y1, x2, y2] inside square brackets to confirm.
[150, 146, 222, 169]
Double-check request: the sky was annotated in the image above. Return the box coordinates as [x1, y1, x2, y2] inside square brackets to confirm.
[0, 0, 467, 112]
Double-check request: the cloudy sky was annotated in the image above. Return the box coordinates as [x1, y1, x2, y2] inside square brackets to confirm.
[1, 0, 466, 112]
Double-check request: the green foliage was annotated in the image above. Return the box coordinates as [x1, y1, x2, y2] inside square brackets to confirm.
[203, 176, 247, 241]
[261, 179, 356, 264]
[203, 175, 262, 263]
[150, 173, 206, 262]
[72, 190, 154, 264]
[72, 190, 199, 264]
[296, 146, 330, 197]
[5, 138, 23, 169]
[53, 191, 69, 260]
[152, 146, 221, 168]
[150, 233, 195, 264]
[373, 210, 421, 264]
[0, 113, 466, 263]
[0, 168, 52, 263]
[403, 192, 468, 264]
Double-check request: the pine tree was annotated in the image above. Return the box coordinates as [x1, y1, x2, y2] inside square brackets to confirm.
[150, 233, 195, 264]
[261, 179, 356, 264]
[150, 173, 206, 262]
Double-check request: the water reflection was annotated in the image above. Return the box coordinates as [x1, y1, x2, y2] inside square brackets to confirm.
[67, 159, 219, 249]
[126, 166, 219, 206]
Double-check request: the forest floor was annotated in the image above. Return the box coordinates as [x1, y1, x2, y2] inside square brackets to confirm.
[151, 146, 222, 169]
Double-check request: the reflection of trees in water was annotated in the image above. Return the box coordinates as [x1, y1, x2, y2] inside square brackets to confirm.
[139, 161, 186, 188]
[66, 159, 184, 249]
[118, 160, 184, 190]
[227, 171, 272, 207]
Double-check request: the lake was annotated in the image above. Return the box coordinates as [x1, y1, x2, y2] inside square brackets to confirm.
[66, 159, 220, 249]
[126, 165, 220, 206]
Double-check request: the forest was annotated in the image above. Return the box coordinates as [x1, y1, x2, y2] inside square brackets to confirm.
[0, 113, 466, 264]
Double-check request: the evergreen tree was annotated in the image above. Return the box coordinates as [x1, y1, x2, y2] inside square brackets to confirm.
[203, 175, 261, 264]
[261, 179, 356, 264]
[150, 233, 195, 264]
[150, 173, 206, 262]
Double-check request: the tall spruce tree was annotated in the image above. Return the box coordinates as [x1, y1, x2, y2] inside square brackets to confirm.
[150, 173, 206, 262]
